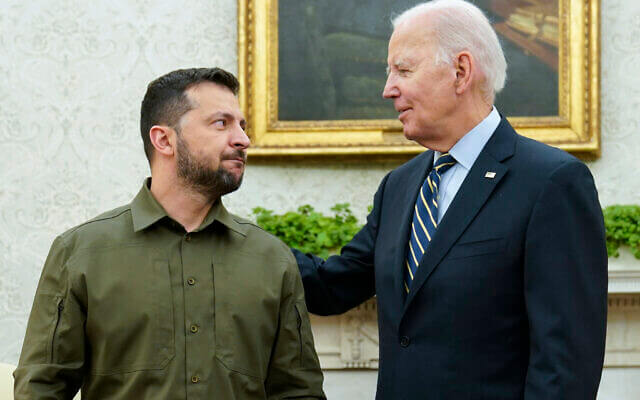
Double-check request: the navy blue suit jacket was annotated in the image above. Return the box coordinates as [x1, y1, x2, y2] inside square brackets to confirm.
[294, 118, 608, 399]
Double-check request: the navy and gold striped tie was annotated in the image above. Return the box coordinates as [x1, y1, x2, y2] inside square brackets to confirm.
[405, 153, 457, 293]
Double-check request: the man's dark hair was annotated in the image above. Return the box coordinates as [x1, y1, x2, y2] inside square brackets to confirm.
[140, 67, 240, 163]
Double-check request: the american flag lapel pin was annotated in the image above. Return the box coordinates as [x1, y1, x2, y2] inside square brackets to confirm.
[484, 171, 496, 179]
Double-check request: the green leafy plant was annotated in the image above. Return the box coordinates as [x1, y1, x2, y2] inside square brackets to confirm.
[253, 203, 640, 261]
[603, 205, 640, 259]
[252, 203, 362, 259]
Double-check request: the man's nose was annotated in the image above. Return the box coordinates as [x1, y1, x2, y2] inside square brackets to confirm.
[382, 76, 399, 98]
[231, 124, 251, 149]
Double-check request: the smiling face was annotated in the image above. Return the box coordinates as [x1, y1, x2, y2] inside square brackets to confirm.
[383, 19, 459, 147]
[175, 81, 250, 199]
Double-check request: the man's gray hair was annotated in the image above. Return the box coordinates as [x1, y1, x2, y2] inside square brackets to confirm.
[392, 0, 507, 101]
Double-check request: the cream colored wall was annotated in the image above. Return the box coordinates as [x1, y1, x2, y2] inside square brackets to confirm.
[0, 0, 639, 398]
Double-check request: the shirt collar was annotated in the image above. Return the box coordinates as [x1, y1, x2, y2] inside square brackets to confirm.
[434, 106, 501, 170]
[130, 178, 248, 236]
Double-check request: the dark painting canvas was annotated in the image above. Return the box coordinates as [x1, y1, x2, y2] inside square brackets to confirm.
[278, 0, 559, 121]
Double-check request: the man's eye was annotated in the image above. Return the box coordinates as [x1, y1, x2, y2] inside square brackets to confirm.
[213, 120, 226, 128]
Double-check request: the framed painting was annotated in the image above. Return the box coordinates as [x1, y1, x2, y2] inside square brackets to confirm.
[238, 0, 600, 157]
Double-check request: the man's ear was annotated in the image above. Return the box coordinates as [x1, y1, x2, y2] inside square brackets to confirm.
[454, 51, 474, 95]
[149, 125, 175, 158]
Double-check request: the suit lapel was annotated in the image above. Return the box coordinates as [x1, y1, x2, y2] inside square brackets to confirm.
[402, 118, 517, 313]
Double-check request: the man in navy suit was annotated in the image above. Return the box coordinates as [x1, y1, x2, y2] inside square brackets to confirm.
[293, 0, 608, 399]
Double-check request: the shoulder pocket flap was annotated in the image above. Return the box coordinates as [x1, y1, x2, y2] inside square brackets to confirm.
[294, 301, 318, 370]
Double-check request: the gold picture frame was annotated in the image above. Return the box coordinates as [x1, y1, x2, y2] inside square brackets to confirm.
[238, 0, 600, 158]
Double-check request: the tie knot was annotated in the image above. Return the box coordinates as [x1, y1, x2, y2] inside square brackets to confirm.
[433, 153, 457, 175]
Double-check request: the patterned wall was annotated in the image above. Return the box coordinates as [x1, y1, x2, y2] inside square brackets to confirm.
[0, 0, 639, 364]
[588, 0, 640, 206]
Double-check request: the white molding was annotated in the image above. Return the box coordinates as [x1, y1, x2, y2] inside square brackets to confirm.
[312, 293, 640, 370]
[605, 294, 640, 367]
[311, 299, 379, 370]
[609, 270, 640, 293]
[608, 252, 640, 293]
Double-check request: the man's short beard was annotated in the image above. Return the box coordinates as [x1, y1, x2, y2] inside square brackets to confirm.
[176, 134, 244, 201]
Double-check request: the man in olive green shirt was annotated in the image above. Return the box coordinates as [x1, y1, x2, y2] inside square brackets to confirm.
[14, 68, 325, 399]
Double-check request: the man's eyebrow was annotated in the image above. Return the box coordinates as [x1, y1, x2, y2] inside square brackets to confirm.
[395, 59, 409, 68]
[386, 59, 410, 75]
[206, 111, 246, 127]
[206, 111, 234, 121]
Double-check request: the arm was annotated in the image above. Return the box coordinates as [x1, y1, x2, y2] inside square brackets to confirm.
[264, 254, 326, 400]
[523, 160, 608, 399]
[14, 236, 86, 400]
[293, 173, 391, 316]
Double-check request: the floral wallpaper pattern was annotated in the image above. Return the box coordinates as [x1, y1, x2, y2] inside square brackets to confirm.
[0, 0, 639, 366]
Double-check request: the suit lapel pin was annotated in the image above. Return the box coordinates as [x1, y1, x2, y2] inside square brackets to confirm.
[484, 171, 496, 179]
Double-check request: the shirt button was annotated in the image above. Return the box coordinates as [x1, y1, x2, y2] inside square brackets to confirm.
[187, 277, 196, 286]
[190, 324, 199, 333]
[399, 336, 411, 347]
[185, 234, 191, 242]
[191, 375, 199, 383]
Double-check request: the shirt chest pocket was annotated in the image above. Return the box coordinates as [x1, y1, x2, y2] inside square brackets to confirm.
[213, 255, 280, 379]
[82, 252, 175, 375]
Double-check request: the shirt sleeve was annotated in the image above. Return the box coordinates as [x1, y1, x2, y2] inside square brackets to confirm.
[264, 253, 326, 400]
[523, 160, 608, 399]
[13, 235, 86, 400]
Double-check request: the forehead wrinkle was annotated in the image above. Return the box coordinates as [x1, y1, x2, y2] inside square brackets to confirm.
[206, 108, 246, 127]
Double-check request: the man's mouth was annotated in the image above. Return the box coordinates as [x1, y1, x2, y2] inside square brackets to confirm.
[397, 107, 412, 120]
[223, 150, 247, 164]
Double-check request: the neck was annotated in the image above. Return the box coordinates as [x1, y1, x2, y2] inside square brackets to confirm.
[149, 165, 217, 232]
[419, 100, 493, 153]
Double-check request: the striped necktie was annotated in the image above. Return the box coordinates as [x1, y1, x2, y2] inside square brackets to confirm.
[405, 153, 457, 293]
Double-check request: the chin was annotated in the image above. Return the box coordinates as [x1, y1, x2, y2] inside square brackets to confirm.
[402, 126, 420, 141]
[222, 167, 242, 181]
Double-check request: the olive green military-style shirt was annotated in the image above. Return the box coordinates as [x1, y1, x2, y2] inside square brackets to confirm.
[14, 179, 325, 399]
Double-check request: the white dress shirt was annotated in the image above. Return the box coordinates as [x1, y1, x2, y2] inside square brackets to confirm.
[433, 107, 501, 222]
